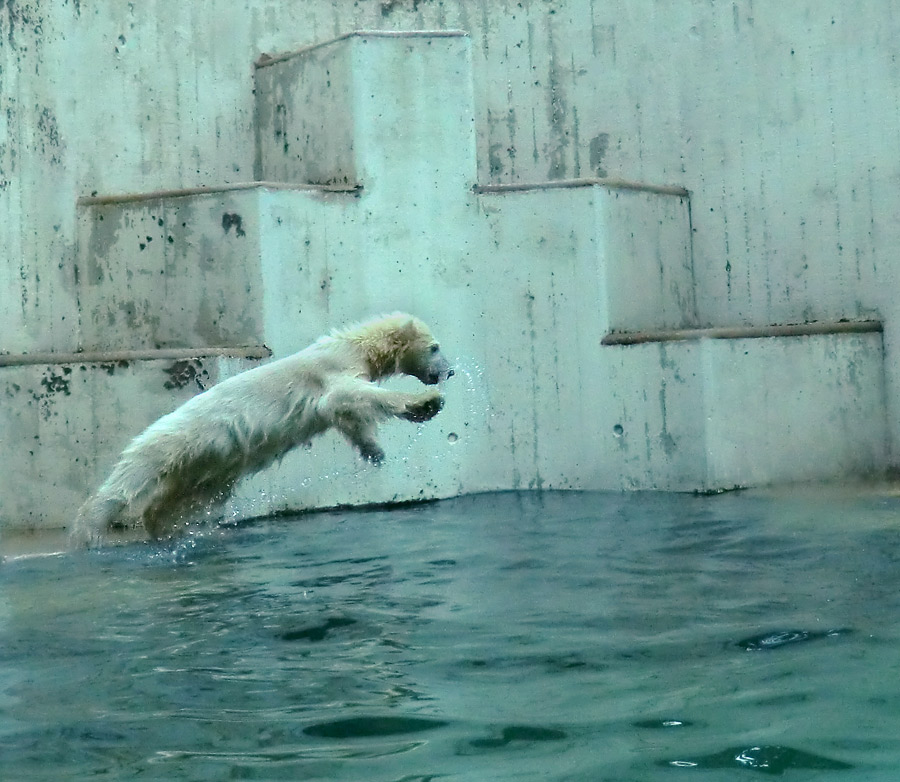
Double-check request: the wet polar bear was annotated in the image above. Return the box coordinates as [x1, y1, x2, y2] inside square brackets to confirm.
[72, 313, 453, 545]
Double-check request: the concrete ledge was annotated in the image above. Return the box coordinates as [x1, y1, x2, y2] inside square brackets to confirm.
[602, 320, 883, 346]
[0, 345, 272, 368]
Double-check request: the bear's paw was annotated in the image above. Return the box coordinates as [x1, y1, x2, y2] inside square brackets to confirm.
[402, 392, 444, 423]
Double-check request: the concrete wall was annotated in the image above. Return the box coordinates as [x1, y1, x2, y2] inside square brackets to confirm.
[6, 2, 900, 335]
[6, 2, 900, 333]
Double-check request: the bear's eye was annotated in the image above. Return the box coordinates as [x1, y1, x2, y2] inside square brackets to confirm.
[429, 344, 440, 354]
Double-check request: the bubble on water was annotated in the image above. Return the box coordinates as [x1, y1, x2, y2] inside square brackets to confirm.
[447, 432, 459, 443]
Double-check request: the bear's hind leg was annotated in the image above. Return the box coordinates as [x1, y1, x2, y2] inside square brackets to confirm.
[70, 495, 129, 548]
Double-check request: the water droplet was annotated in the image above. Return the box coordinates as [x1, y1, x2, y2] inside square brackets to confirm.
[448, 432, 459, 443]
[613, 424, 624, 437]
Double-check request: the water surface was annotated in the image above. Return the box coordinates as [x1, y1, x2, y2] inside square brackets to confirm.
[3, 489, 900, 780]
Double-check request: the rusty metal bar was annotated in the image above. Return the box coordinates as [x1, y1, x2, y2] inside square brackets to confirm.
[77, 182, 360, 207]
[475, 177, 690, 198]
[0, 345, 272, 367]
[601, 320, 883, 346]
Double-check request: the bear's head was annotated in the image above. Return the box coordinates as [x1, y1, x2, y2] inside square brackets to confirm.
[350, 313, 454, 385]
[400, 333, 453, 385]
[395, 316, 454, 385]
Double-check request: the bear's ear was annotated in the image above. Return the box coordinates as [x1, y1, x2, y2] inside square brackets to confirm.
[397, 317, 421, 342]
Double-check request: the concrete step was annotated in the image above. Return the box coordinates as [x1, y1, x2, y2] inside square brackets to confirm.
[254, 31, 475, 193]
[599, 322, 887, 491]
[75, 182, 361, 353]
[76, 185, 266, 353]
[251, 29, 696, 338]
[475, 178, 697, 335]
[0, 347, 268, 529]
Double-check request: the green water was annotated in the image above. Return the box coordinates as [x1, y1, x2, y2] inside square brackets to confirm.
[2, 490, 900, 780]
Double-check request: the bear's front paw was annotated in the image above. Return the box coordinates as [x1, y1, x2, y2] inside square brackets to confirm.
[359, 442, 385, 465]
[402, 392, 444, 423]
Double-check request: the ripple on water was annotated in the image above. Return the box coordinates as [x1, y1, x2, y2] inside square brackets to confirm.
[303, 716, 448, 738]
[662, 744, 854, 774]
[280, 616, 358, 642]
[467, 724, 569, 749]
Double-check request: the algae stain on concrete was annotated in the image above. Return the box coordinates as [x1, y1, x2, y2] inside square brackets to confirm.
[163, 359, 208, 391]
[222, 212, 246, 237]
[589, 132, 610, 177]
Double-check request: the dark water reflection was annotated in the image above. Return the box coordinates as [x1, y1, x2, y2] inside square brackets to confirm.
[2, 489, 900, 779]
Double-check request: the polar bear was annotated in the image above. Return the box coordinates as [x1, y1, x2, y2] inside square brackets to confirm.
[71, 313, 453, 545]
